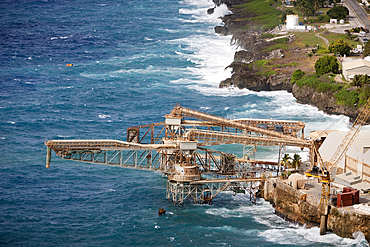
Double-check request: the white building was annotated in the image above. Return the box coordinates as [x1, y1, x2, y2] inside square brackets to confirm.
[319, 130, 370, 184]
[342, 59, 370, 80]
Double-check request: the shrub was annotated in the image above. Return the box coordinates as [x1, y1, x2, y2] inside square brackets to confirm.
[315, 55, 339, 75]
[317, 15, 330, 23]
[364, 41, 370, 57]
[291, 69, 306, 84]
[359, 85, 370, 106]
[334, 89, 359, 107]
[295, 75, 342, 92]
[328, 39, 351, 56]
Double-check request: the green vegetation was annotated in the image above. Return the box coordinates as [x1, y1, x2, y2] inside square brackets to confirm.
[359, 85, 370, 106]
[254, 59, 297, 70]
[261, 38, 290, 52]
[352, 74, 370, 87]
[321, 32, 359, 47]
[261, 33, 275, 39]
[364, 41, 370, 57]
[315, 55, 339, 75]
[328, 39, 351, 56]
[234, 0, 282, 30]
[293, 32, 325, 47]
[292, 154, 302, 169]
[295, 74, 342, 92]
[334, 89, 359, 107]
[292, 70, 369, 108]
[327, 6, 349, 20]
[291, 69, 306, 84]
[316, 14, 330, 23]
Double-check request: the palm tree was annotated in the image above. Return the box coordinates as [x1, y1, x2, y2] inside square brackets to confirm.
[313, 0, 322, 16]
[292, 153, 302, 172]
[352, 74, 370, 87]
[345, 30, 353, 40]
[282, 154, 291, 168]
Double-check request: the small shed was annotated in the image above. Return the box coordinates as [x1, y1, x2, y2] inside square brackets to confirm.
[342, 59, 370, 80]
[287, 173, 306, 189]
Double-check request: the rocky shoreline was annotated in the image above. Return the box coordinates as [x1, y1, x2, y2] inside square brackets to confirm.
[211, 0, 361, 122]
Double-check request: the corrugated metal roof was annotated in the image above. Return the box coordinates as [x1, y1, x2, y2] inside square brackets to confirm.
[342, 59, 370, 71]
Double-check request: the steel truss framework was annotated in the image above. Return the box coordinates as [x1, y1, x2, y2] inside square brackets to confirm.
[166, 179, 263, 205]
[45, 105, 311, 205]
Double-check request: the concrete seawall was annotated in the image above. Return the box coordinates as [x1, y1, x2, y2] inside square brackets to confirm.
[262, 179, 370, 242]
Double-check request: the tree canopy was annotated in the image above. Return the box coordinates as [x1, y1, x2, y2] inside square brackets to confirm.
[328, 39, 351, 56]
[363, 41, 370, 57]
[327, 6, 349, 20]
[315, 55, 339, 75]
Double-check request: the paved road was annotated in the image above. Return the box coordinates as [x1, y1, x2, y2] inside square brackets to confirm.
[344, 0, 370, 30]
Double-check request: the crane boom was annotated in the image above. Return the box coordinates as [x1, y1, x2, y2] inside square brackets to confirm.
[327, 98, 370, 171]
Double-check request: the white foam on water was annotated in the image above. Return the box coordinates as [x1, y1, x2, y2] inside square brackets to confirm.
[57, 135, 71, 138]
[259, 226, 369, 246]
[98, 114, 111, 119]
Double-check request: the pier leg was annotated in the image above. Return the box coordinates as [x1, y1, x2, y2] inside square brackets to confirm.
[46, 147, 51, 169]
[319, 214, 327, 235]
[319, 205, 329, 235]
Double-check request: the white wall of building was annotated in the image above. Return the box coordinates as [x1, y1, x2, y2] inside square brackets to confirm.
[319, 131, 370, 175]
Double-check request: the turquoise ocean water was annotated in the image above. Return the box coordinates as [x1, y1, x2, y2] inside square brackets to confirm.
[1, 0, 369, 245]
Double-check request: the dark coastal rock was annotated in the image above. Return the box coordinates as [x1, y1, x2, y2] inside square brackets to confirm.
[219, 62, 292, 92]
[207, 7, 215, 14]
[291, 84, 359, 121]
[267, 74, 292, 92]
[214, 26, 228, 36]
[263, 49, 284, 60]
[231, 31, 267, 51]
[212, 0, 246, 7]
[233, 50, 261, 63]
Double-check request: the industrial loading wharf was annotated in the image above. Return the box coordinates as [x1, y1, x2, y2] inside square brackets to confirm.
[45, 102, 370, 242]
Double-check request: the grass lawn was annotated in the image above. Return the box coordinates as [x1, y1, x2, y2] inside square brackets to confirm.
[292, 32, 326, 47]
[292, 31, 360, 49]
[320, 32, 361, 47]
[234, 0, 283, 30]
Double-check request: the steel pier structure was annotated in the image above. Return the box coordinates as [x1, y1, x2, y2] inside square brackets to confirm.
[45, 105, 312, 205]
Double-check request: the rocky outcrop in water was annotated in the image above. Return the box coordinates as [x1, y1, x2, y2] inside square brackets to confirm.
[219, 61, 292, 92]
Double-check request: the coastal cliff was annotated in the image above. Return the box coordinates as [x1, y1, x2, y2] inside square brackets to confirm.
[212, 0, 361, 121]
